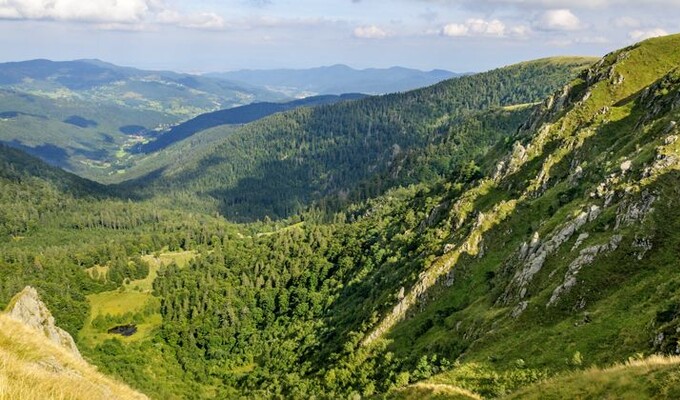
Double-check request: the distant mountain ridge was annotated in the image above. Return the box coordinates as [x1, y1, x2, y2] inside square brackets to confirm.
[206, 64, 460, 96]
[0, 58, 269, 95]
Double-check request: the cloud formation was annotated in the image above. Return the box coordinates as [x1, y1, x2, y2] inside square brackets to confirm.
[533, 9, 581, 31]
[157, 10, 224, 30]
[440, 18, 530, 38]
[442, 18, 506, 37]
[432, 0, 680, 9]
[353, 25, 389, 39]
[0, 0, 156, 23]
[629, 28, 669, 41]
[0, 0, 227, 29]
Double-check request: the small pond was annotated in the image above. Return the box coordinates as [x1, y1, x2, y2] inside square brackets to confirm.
[107, 324, 138, 337]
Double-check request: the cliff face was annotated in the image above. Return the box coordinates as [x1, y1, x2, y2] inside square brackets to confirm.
[6, 286, 82, 359]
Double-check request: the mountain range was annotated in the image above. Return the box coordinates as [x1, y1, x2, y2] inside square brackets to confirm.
[2, 34, 680, 400]
[0, 60, 456, 181]
[206, 64, 459, 96]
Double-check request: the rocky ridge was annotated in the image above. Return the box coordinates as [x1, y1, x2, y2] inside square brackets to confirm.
[6, 286, 82, 358]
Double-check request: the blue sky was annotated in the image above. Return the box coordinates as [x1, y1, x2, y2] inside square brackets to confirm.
[0, 0, 678, 73]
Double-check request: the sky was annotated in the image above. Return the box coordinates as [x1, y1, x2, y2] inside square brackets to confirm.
[0, 0, 678, 73]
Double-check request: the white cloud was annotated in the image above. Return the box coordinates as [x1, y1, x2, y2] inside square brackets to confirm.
[629, 28, 669, 41]
[440, 19, 531, 38]
[0, 0, 226, 30]
[441, 18, 506, 37]
[468, 18, 506, 35]
[533, 9, 581, 31]
[441, 23, 469, 37]
[353, 25, 389, 39]
[508, 25, 531, 38]
[443, 0, 680, 9]
[0, 0, 157, 23]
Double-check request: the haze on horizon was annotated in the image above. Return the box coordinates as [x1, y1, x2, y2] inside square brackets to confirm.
[0, 0, 678, 74]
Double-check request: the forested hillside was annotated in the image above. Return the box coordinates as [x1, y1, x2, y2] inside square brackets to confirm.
[4, 34, 680, 400]
[136, 93, 366, 154]
[126, 57, 594, 221]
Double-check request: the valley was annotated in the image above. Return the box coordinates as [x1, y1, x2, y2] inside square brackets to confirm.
[2, 26, 680, 400]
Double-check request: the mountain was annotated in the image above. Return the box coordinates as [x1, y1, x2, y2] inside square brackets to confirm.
[108, 34, 680, 398]
[136, 93, 366, 154]
[0, 59, 287, 179]
[361, 32, 680, 397]
[4, 34, 680, 400]
[127, 57, 595, 221]
[1, 286, 146, 400]
[206, 64, 460, 96]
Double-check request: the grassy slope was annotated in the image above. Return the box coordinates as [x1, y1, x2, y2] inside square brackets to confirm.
[0, 314, 146, 400]
[506, 356, 680, 400]
[390, 383, 482, 400]
[393, 356, 680, 400]
[367, 34, 680, 397]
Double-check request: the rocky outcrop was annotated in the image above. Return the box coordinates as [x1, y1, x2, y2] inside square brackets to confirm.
[547, 235, 622, 306]
[614, 192, 656, 229]
[6, 286, 82, 359]
[362, 200, 517, 345]
[500, 205, 601, 305]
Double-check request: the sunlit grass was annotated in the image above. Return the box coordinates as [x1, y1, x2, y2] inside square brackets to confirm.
[0, 315, 146, 400]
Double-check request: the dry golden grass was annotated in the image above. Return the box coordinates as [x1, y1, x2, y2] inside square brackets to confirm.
[504, 355, 680, 400]
[0, 314, 147, 400]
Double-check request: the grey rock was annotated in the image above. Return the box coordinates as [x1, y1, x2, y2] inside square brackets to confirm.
[620, 160, 632, 174]
[571, 233, 590, 251]
[511, 301, 528, 318]
[502, 206, 598, 304]
[547, 235, 622, 306]
[632, 236, 653, 260]
[7, 286, 82, 359]
[615, 192, 656, 229]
